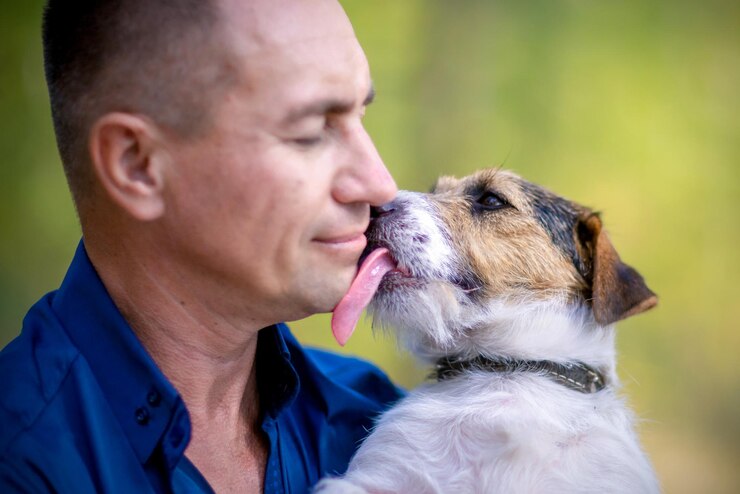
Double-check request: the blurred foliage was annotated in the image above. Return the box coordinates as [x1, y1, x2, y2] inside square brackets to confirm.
[1, 1, 738, 492]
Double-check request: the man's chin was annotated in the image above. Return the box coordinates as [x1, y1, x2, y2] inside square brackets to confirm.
[290, 279, 350, 315]
[323, 283, 352, 313]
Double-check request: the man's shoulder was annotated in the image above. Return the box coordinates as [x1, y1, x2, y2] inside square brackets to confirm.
[272, 325, 405, 486]
[0, 292, 78, 454]
[305, 345, 402, 401]
[278, 325, 405, 410]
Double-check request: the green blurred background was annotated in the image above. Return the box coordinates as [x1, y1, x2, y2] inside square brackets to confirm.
[2, 1, 738, 492]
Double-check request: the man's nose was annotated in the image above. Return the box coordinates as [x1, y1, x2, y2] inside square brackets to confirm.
[333, 122, 397, 206]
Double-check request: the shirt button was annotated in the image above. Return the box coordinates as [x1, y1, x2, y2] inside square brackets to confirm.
[147, 389, 162, 407]
[170, 424, 185, 448]
[135, 407, 150, 425]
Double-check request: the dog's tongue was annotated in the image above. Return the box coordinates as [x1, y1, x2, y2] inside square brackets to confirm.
[331, 248, 395, 346]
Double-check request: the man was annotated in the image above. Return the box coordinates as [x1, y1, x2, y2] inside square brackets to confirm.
[0, 0, 401, 492]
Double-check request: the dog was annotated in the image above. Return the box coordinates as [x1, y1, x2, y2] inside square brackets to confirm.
[318, 168, 660, 493]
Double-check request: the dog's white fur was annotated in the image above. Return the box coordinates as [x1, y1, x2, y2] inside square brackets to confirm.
[315, 185, 659, 493]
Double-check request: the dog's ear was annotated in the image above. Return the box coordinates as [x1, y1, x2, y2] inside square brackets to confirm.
[576, 212, 658, 326]
[430, 175, 458, 193]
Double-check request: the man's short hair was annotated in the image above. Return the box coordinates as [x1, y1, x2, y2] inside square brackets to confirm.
[42, 0, 232, 207]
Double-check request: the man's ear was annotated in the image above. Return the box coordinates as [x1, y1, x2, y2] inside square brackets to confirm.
[88, 113, 167, 221]
[576, 212, 658, 326]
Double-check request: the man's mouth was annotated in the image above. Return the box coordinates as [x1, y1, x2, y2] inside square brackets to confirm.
[315, 232, 367, 244]
[313, 231, 367, 250]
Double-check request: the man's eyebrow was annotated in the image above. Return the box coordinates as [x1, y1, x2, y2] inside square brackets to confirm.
[285, 85, 376, 123]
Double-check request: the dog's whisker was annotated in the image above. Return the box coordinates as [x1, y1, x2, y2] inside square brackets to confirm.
[624, 369, 641, 386]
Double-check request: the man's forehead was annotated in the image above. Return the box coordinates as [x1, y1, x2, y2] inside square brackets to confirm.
[213, 0, 370, 114]
[219, 0, 356, 52]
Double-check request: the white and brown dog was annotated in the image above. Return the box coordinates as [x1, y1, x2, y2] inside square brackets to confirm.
[320, 169, 660, 493]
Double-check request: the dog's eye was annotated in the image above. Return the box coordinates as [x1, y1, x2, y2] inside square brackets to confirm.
[475, 192, 509, 210]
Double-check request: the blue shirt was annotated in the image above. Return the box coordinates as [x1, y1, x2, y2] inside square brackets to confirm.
[0, 242, 403, 493]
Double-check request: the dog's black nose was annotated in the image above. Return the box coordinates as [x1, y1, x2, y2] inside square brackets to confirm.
[371, 203, 396, 219]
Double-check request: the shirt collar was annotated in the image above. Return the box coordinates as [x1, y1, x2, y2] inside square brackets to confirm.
[52, 241, 189, 467]
[257, 323, 300, 419]
[51, 241, 302, 463]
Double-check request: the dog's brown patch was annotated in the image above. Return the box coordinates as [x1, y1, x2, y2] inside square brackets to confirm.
[432, 170, 586, 301]
[431, 169, 657, 322]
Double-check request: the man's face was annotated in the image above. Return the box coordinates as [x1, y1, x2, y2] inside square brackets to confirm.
[158, 0, 397, 324]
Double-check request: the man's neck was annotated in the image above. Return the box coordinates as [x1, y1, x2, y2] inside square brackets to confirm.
[86, 237, 269, 490]
[89, 242, 262, 410]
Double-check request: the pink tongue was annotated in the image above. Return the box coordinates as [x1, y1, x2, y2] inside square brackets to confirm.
[331, 248, 396, 346]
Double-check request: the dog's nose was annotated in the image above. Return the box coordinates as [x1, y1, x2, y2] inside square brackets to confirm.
[371, 203, 396, 219]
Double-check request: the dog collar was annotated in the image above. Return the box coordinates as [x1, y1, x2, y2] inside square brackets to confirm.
[434, 356, 607, 394]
